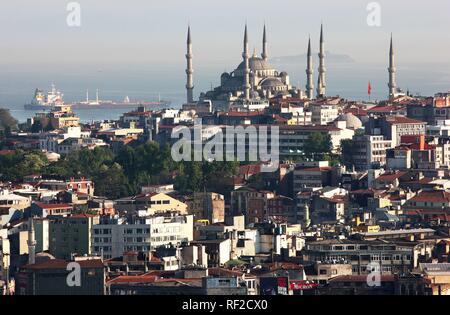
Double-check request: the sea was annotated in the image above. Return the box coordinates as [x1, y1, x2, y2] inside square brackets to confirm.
[1, 61, 450, 123]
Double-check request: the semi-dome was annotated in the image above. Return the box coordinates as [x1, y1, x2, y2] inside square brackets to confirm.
[336, 113, 363, 129]
[260, 77, 284, 87]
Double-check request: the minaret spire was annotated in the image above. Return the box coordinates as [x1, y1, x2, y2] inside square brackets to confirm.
[27, 217, 36, 265]
[185, 25, 194, 103]
[261, 23, 268, 61]
[242, 24, 250, 101]
[306, 36, 314, 100]
[317, 23, 326, 98]
[388, 33, 397, 100]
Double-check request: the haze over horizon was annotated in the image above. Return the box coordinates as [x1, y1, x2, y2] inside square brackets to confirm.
[1, 0, 450, 122]
[0, 0, 449, 66]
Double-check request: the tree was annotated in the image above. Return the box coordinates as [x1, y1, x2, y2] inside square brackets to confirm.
[303, 132, 333, 159]
[93, 163, 131, 199]
[0, 150, 48, 181]
[0, 108, 18, 131]
[30, 120, 44, 133]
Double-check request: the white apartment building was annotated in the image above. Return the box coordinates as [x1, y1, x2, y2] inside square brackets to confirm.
[352, 135, 392, 171]
[426, 120, 450, 137]
[92, 214, 193, 259]
[310, 104, 339, 125]
[39, 127, 90, 153]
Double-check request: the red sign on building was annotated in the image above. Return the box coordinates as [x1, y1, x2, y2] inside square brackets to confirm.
[290, 280, 318, 291]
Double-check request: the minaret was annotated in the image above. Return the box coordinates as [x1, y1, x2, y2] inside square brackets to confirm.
[305, 36, 314, 100]
[27, 217, 36, 265]
[261, 24, 268, 61]
[242, 24, 250, 101]
[388, 34, 397, 100]
[185, 25, 194, 103]
[317, 75, 322, 99]
[303, 204, 311, 229]
[317, 23, 326, 98]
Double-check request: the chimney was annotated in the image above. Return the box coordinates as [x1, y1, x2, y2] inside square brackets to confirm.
[419, 134, 425, 151]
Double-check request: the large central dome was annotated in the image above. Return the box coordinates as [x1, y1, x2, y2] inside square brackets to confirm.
[237, 56, 274, 71]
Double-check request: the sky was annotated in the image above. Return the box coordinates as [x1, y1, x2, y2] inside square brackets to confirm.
[1, 0, 450, 118]
[0, 0, 449, 68]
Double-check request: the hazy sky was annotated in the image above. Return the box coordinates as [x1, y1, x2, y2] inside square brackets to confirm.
[1, 0, 449, 69]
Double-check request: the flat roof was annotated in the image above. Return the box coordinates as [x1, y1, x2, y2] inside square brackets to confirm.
[360, 228, 435, 237]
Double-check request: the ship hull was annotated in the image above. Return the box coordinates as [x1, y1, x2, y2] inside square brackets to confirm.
[24, 104, 56, 111]
[70, 101, 171, 109]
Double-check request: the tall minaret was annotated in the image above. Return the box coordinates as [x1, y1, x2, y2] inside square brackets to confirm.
[242, 24, 250, 101]
[303, 204, 311, 229]
[27, 217, 36, 265]
[185, 25, 194, 103]
[317, 23, 326, 98]
[305, 36, 314, 100]
[261, 24, 268, 61]
[388, 34, 397, 100]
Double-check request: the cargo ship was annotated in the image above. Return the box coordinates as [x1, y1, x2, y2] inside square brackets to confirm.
[69, 89, 171, 109]
[24, 84, 64, 110]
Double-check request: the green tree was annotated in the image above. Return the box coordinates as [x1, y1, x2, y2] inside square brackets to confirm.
[93, 163, 131, 199]
[30, 120, 44, 133]
[303, 132, 332, 160]
[0, 108, 18, 131]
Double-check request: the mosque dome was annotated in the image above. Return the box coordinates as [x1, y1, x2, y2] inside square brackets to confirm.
[260, 77, 285, 87]
[336, 113, 363, 129]
[237, 56, 274, 71]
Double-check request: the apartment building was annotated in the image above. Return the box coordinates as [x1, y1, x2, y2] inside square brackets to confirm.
[115, 192, 188, 214]
[92, 213, 193, 259]
[49, 214, 100, 259]
[302, 239, 418, 275]
[351, 134, 392, 171]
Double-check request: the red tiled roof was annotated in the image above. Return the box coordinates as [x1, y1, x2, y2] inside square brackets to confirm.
[34, 202, 72, 209]
[385, 116, 425, 125]
[376, 171, 407, 182]
[408, 191, 450, 203]
[107, 275, 157, 284]
[239, 164, 262, 176]
[23, 259, 103, 270]
[367, 105, 404, 113]
[0, 149, 15, 155]
[343, 107, 368, 117]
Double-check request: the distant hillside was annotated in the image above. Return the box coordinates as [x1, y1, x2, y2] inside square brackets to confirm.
[270, 51, 355, 64]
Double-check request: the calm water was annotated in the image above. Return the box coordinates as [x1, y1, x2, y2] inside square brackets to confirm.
[1, 62, 450, 123]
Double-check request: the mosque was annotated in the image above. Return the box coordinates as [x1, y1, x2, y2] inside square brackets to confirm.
[184, 23, 399, 110]
[184, 23, 327, 110]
